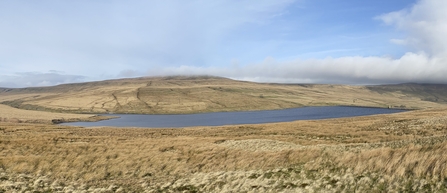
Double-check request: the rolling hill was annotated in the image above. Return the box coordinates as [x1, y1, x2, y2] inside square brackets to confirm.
[3, 76, 447, 192]
[1, 76, 446, 114]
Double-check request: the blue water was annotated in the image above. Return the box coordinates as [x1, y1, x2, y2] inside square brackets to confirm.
[61, 106, 405, 128]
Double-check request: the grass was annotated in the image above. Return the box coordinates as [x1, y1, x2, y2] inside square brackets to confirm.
[0, 104, 110, 124]
[1, 107, 447, 191]
[2, 76, 447, 192]
[1, 76, 446, 115]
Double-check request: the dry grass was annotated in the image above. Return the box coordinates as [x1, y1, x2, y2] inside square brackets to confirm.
[2, 76, 447, 191]
[1, 76, 446, 115]
[0, 104, 109, 124]
[1, 108, 447, 192]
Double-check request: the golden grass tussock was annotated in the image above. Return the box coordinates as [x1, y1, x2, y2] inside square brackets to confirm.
[331, 142, 447, 180]
[1, 108, 447, 191]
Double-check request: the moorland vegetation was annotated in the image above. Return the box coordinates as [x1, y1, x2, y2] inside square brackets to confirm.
[1, 76, 447, 192]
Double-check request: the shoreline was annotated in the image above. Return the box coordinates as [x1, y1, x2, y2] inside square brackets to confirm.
[2, 107, 447, 192]
[60, 106, 407, 128]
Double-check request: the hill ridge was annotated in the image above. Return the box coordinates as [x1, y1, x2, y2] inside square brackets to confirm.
[1, 76, 447, 114]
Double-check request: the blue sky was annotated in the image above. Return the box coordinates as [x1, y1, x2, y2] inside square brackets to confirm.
[1, 0, 446, 87]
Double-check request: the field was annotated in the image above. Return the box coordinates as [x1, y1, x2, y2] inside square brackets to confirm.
[2, 76, 447, 114]
[0, 104, 111, 124]
[1, 76, 447, 192]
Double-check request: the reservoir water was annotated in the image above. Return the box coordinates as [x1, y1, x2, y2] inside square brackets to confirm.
[61, 106, 405, 128]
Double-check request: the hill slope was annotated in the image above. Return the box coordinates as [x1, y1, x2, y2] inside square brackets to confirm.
[1, 76, 446, 114]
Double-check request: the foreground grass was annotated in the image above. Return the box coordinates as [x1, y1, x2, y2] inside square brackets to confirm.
[1, 108, 447, 192]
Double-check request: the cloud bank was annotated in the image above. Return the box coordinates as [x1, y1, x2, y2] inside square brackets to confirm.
[0, 72, 86, 88]
[147, 53, 447, 84]
[145, 0, 447, 85]
[1, 0, 446, 87]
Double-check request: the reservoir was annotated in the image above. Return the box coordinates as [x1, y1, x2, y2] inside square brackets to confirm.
[61, 106, 405, 128]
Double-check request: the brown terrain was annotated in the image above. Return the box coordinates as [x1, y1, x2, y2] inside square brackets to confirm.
[1, 76, 447, 115]
[1, 76, 447, 192]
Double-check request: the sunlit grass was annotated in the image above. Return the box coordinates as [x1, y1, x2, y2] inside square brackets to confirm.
[1, 76, 445, 115]
[1, 108, 447, 191]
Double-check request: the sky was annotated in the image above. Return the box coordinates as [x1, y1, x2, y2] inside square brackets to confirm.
[1, 0, 446, 87]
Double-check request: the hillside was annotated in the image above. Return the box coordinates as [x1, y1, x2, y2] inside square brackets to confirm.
[3, 76, 447, 192]
[367, 83, 447, 103]
[1, 76, 447, 114]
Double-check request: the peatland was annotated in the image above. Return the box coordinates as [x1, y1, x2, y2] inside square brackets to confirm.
[1, 76, 447, 192]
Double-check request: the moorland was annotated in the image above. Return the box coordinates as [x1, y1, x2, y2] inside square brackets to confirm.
[1, 76, 447, 192]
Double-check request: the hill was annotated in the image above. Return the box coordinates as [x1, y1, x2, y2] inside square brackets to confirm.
[367, 83, 447, 103]
[1, 76, 446, 114]
[3, 76, 447, 192]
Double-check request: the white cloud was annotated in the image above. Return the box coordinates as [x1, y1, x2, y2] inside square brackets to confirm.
[0, 72, 86, 88]
[2, 0, 447, 87]
[377, 0, 447, 56]
[144, 52, 447, 84]
[144, 0, 447, 85]
[390, 39, 408, 46]
[0, 0, 300, 87]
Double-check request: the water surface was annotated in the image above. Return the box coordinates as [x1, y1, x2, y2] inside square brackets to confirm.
[61, 106, 405, 128]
